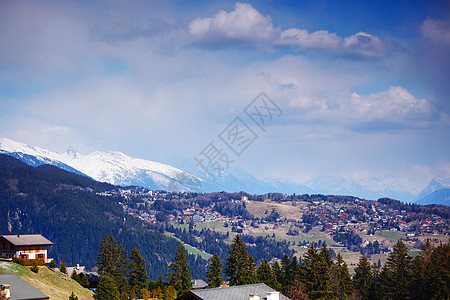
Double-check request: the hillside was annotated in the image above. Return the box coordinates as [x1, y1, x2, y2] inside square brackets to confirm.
[0, 154, 207, 279]
[0, 261, 93, 300]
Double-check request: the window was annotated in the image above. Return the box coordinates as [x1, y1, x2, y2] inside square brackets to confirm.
[37, 253, 44, 259]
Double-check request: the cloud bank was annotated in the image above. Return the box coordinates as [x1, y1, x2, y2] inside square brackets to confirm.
[188, 2, 397, 57]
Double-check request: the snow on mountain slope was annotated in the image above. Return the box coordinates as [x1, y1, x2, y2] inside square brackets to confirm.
[0, 138, 202, 191]
[415, 178, 450, 204]
[0, 138, 428, 202]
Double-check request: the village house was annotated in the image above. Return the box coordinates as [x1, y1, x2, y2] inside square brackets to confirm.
[0, 234, 53, 263]
[0, 273, 49, 300]
[176, 283, 290, 300]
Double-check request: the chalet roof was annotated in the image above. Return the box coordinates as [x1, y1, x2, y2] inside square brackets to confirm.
[176, 283, 291, 300]
[0, 273, 49, 300]
[192, 279, 208, 289]
[0, 235, 53, 246]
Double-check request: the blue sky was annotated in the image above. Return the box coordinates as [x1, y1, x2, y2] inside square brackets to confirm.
[0, 0, 449, 195]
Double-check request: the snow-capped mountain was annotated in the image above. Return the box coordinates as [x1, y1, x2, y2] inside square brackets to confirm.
[0, 138, 440, 203]
[0, 138, 202, 192]
[415, 178, 450, 205]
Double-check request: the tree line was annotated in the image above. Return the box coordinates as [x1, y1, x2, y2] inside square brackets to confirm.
[93, 232, 449, 300]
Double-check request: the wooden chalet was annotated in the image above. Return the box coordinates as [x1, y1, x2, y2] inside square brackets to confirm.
[0, 234, 53, 263]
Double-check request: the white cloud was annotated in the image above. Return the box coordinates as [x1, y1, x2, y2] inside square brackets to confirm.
[189, 2, 278, 49]
[288, 86, 433, 129]
[420, 18, 450, 46]
[278, 28, 341, 49]
[188, 2, 396, 58]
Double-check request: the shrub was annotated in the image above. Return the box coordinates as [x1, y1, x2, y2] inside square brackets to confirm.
[49, 259, 57, 269]
[12, 257, 45, 266]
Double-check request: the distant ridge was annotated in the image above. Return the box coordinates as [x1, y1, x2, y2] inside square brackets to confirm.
[1, 137, 447, 204]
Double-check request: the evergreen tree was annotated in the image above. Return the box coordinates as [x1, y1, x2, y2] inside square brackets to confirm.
[167, 244, 192, 295]
[352, 256, 373, 300]
[280, 254, 291, 285]
[309, 244, 336, 299]
[49, 259, 57, 269]
[81, 274, 89, 288]
[301, 243, 336, 298]
[370, 262, 382, 300]
[289, 256, 300, 282]
[128, 247, 148, 292]
[331, 253, 352, 299]
[271, 260, 282, 286]
[245, 255, 257, 284]
[300, 243, 319, 295]
[224, 235, 255, 286]
[59, 259, 67, 274]
[427, 242, 450, 299]
[96, 233, 129, 293]
[256, 259, 280, 290]
[68, 292, 78, 300]
[206, 253, 223, 288]
[97, 233, 118, 276]
[382, 239, 412, 299]
[411, 239, 433, 300]
[94, 274, 119, 300]
[319, 243, 333, 268]
[71, 270, 81, 285]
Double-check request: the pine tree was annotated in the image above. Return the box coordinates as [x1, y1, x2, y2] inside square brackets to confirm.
[245, 255, 257, 284]
[167, 244, 192, 295]
[71, 270, 81, 285]
[97, 233, 116, 276]
[81, 275, 89, 288]
[256, 259, 280, 290]
[352, 256, 373, 300]
[301, 243, 335, 299]
[300, 243, 318, 294]
[49, 259, 57, 269]
[59, 259, 67, 274]
[206, 253, 223, 288]
[94, 274, 119, 300]
[280, 254, 291, 286]
[319, 243, 333, 268]
[128, 247, 148, 292]
[427, 242, 450, 299]
[224, 235, 255, 286]
[96, 233, 129, 293]
[290, 256, 300, 281]
[271, 260, 282, 286]
[307, 244, 336, 299]
[411, 239, 433, 300]
[331, 252, 352, 299]
[383, 239, 412, 299]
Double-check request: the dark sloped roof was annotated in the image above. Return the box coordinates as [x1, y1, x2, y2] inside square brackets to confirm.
[0, 235, 53, 246]
[0, 273, 49, 300]
[192, 279, 208, 289]
[81, 271, 100, 282]
[177, 283, 290, 300]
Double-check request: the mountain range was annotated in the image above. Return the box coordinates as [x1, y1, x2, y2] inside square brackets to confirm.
[0, 138, 448, 205]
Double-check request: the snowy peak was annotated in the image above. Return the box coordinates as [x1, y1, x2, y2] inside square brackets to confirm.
[65, 146, 81, 159]
[0, 138, 202, 192]
[0, 138, 437, 203]
[416, 177, 450, 202]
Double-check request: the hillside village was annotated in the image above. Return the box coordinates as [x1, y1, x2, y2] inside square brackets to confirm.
[102, 187, 449, 260]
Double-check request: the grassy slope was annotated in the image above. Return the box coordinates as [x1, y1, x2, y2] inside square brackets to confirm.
[164, 233, 213, 260]
[0, 262, 93, 300]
